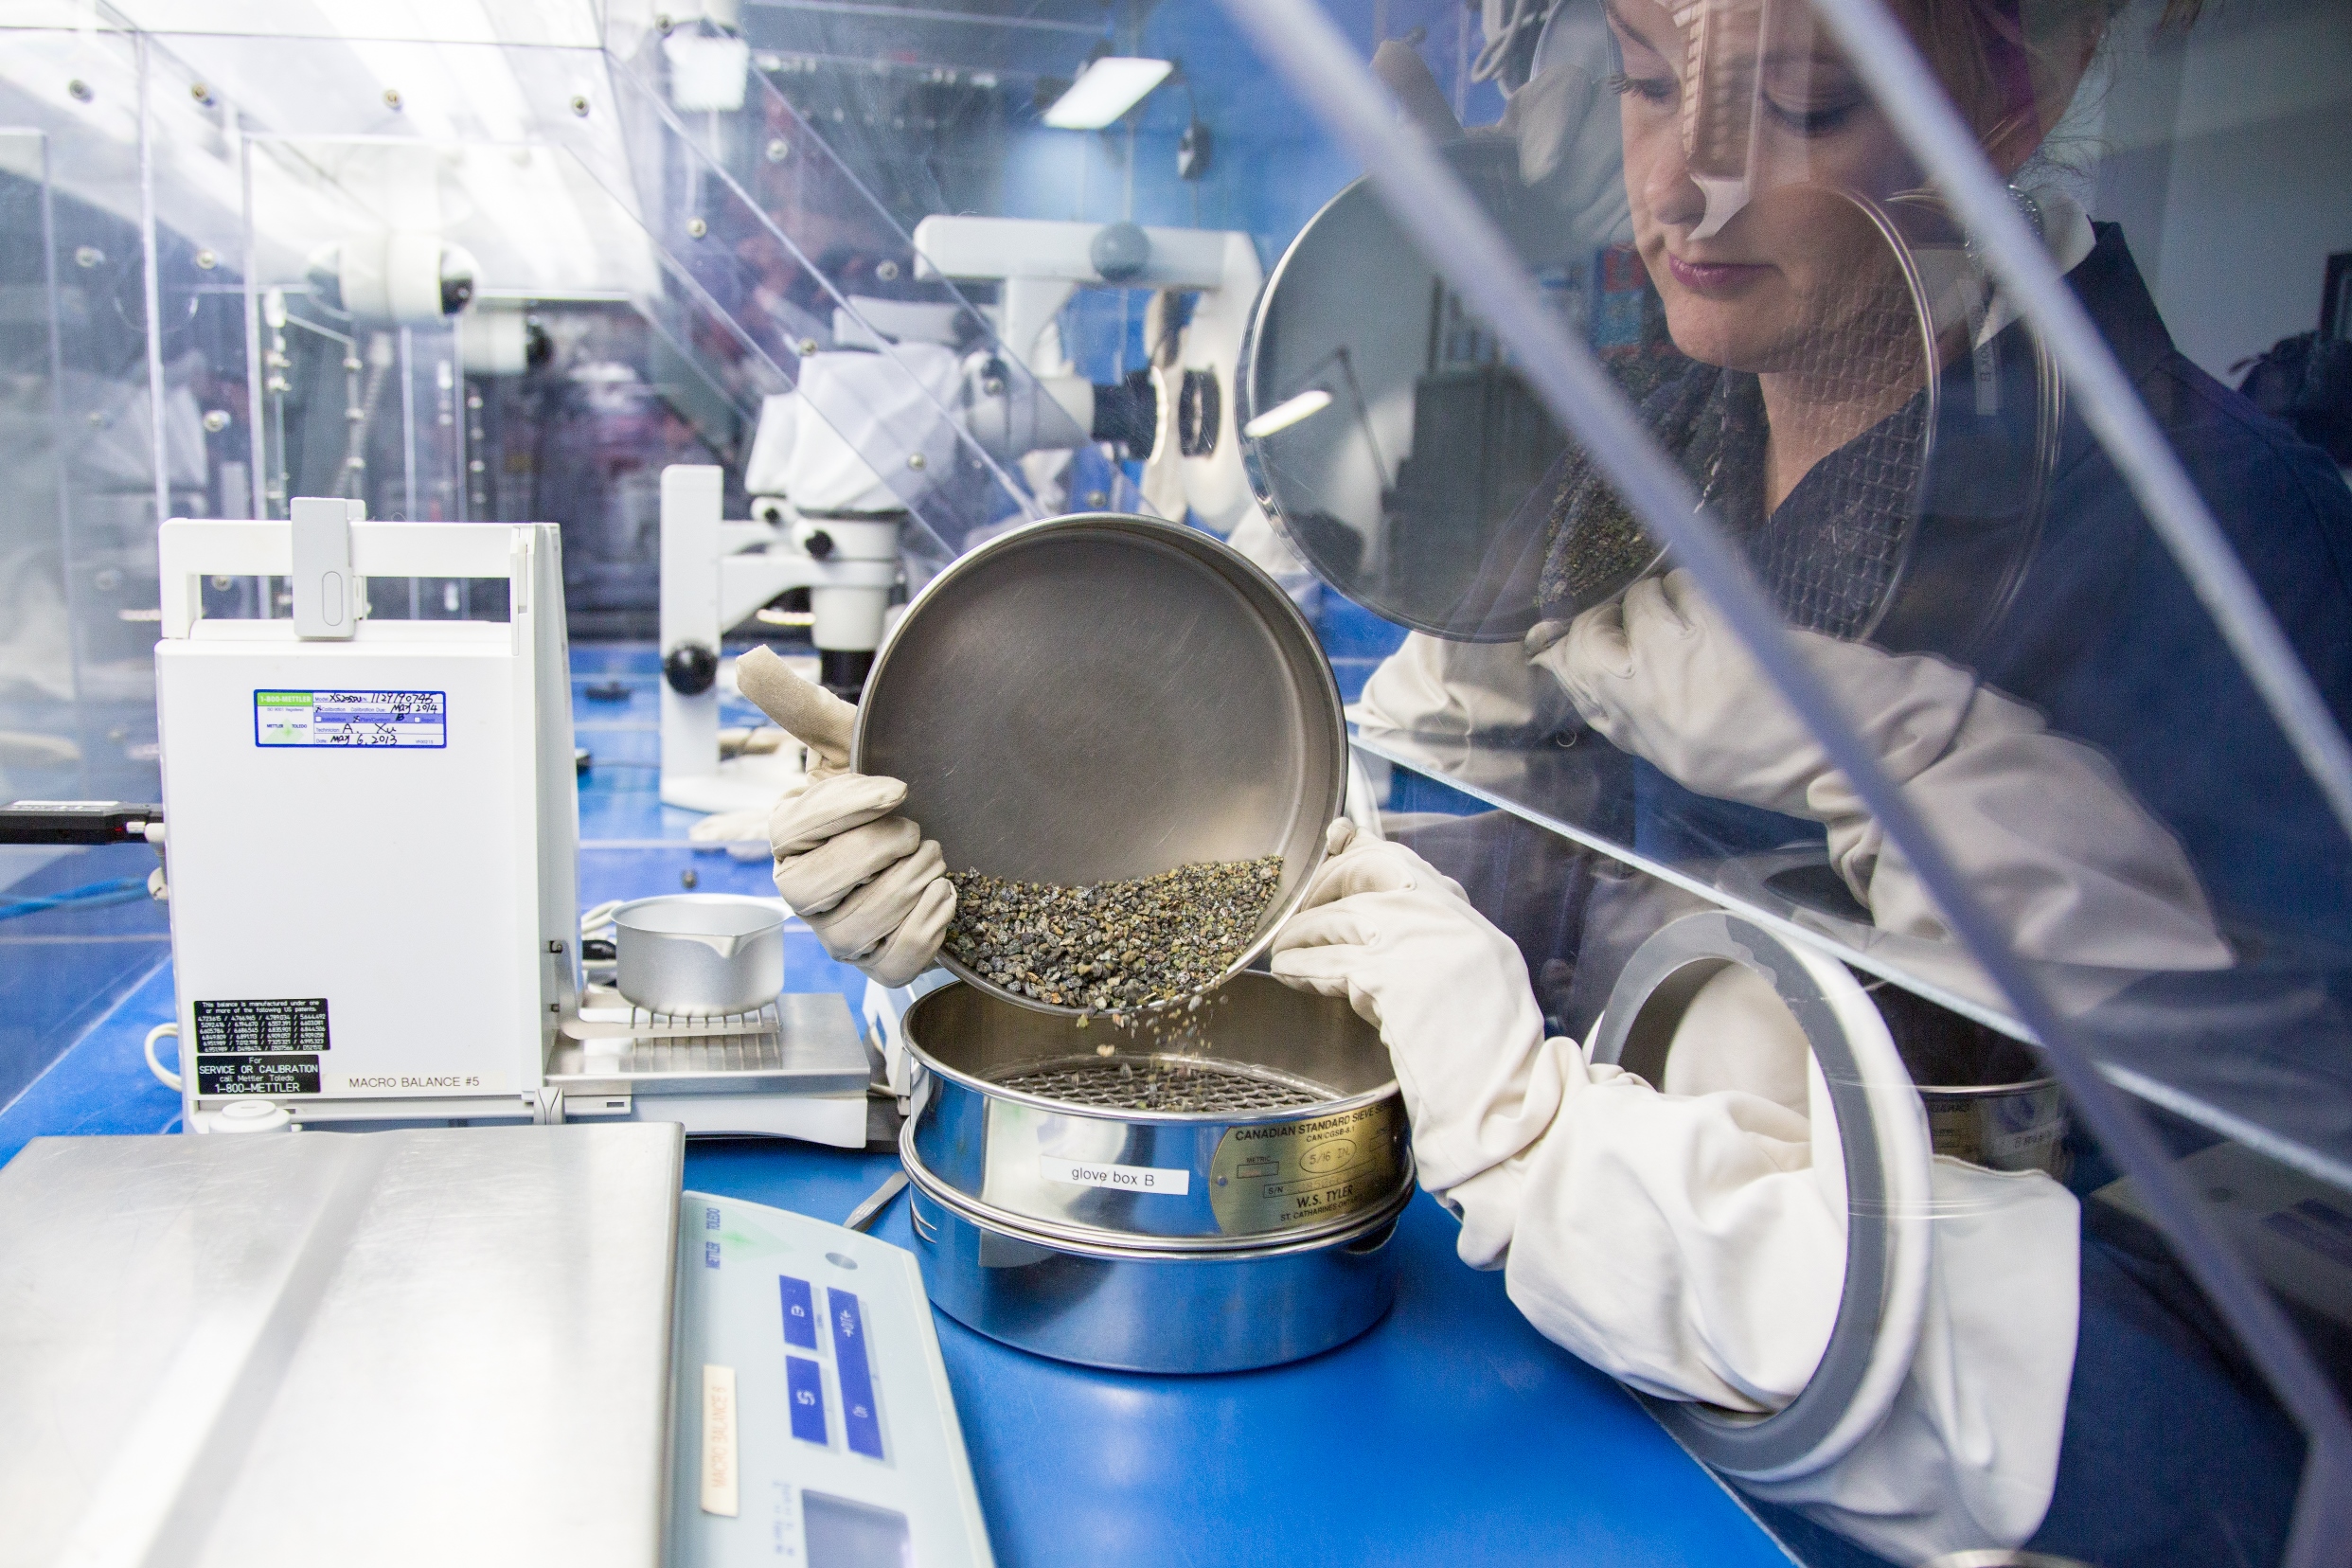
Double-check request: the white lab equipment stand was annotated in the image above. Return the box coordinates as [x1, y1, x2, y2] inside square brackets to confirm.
[909, 215, 1266, 534]
[659, 464, 898, 814]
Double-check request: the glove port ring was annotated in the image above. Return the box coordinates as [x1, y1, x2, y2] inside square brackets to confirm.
[1589, 910, 1935, 1483]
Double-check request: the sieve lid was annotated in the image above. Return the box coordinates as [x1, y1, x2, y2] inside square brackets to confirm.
[852, 514, 1348, 1016]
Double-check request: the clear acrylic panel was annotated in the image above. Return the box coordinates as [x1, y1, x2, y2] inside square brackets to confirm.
[0, 12, 177, 1179]
[5, 1, 2347, 1563]
[1273, 0, 2352, 1193]
[1215, 1, 2352, 1565]
[0, 18, 164, 805]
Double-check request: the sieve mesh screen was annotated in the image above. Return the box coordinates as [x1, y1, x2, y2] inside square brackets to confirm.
[989, 1056, 1334, 1114]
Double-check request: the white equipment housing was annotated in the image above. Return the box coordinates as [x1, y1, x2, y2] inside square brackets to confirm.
[156, 509, 872, 1145]
[658, 463, 897, 813]
[156, 509, 577, 1129]
[910, 214, 1272, 539]
[911, 214, 1234, 370]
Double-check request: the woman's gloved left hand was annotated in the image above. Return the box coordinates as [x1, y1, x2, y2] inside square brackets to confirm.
[737, 649, 954, 988]
[1270, 822, 1849, 1410]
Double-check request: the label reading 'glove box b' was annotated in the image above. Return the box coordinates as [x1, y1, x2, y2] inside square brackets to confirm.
[1041, 1157, 1191, 1195]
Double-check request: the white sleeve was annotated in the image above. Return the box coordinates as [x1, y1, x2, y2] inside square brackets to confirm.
[1421, 962, 2078, 1559]
[1438, 1030, 1846, 1414]
[1354, 632, 1580, 743]
[1272, 856, 2080, 1559]
[1813, 686, 2234, 975]
[1743, 1160, 2080, 1564]
[1531, 571, 2232, 981]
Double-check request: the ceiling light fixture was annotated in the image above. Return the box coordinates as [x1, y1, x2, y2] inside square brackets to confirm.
[1241, 388, 1333, 440]
[1042, 56, 1172, 130]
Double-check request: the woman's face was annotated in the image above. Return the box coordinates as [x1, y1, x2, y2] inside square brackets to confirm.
[1606, 0, 1930, 377]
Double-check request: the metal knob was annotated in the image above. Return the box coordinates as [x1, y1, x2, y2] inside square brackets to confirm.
[663, 642, 719, 696]
[1089, 221, 1150, 282]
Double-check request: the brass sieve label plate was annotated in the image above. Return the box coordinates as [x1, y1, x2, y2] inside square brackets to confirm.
[1209, 1099, 1405, 1235]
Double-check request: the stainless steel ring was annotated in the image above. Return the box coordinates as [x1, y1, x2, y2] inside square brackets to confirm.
[899, 1144, 1413, 1374]
[900, 1141, 1416, 1260]
[898, 975, 1413, 1246]
[896, 1114, 1417, 1255]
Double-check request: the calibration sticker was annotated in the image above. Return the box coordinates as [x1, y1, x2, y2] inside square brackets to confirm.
[1208, 1100, 1406, 1234]
[192, 997, 327, 1096]
[255, 689, 446, 748]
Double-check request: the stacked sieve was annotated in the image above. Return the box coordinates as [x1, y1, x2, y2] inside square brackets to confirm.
[855, 515, 1411, 1372]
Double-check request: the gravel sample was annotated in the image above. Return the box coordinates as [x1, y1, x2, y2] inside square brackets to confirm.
[943, 857, 1284, 1012]
[1556, 493, 1655, 609]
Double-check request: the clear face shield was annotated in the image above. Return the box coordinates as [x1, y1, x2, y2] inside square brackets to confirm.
[1240, 0, 2058, 654]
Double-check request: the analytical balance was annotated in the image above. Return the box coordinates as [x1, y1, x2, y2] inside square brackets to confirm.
[141, 506, 872, 1144]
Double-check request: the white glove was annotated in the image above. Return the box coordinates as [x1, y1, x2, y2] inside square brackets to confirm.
[737, 648, 954, 988]
[1269, 819, 1559, 1190]
[1530, 569, 2232, 976]
[1276, 843, 2080, 1559]
[1271, 829, 1847, 1407]
[1353, 632, 1579, 746]
[1531, 570, 1978, 817]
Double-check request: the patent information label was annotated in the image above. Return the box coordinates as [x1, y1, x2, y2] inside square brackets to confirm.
[255, 688, 446, 748]
[193, 997, 330, 1054]
[193, 998, 328, 1096]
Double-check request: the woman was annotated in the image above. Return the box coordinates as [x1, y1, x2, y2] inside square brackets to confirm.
[1326, 0, 2352, 1560]
[1369, 0, 2351, 953]
[734, 0, 2348, 1560]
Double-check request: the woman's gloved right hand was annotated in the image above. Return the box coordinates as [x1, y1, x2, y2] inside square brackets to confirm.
[1268, 819, 1561, 1190]
[735, 648, 954, 988]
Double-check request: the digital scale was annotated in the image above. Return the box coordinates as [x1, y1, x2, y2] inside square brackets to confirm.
[0, 1128, 994, 1568]
[141, 508, 879, 1145]
[672, 1189, 994, 1568]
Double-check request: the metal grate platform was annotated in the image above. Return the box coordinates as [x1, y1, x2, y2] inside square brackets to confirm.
[989, 1056, 1331, 1114]
[546, 992, 869, 1096]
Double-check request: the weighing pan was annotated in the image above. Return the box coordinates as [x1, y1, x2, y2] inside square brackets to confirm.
[852, 513, 1347, 1015]
[610, 894, 785, 1017]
